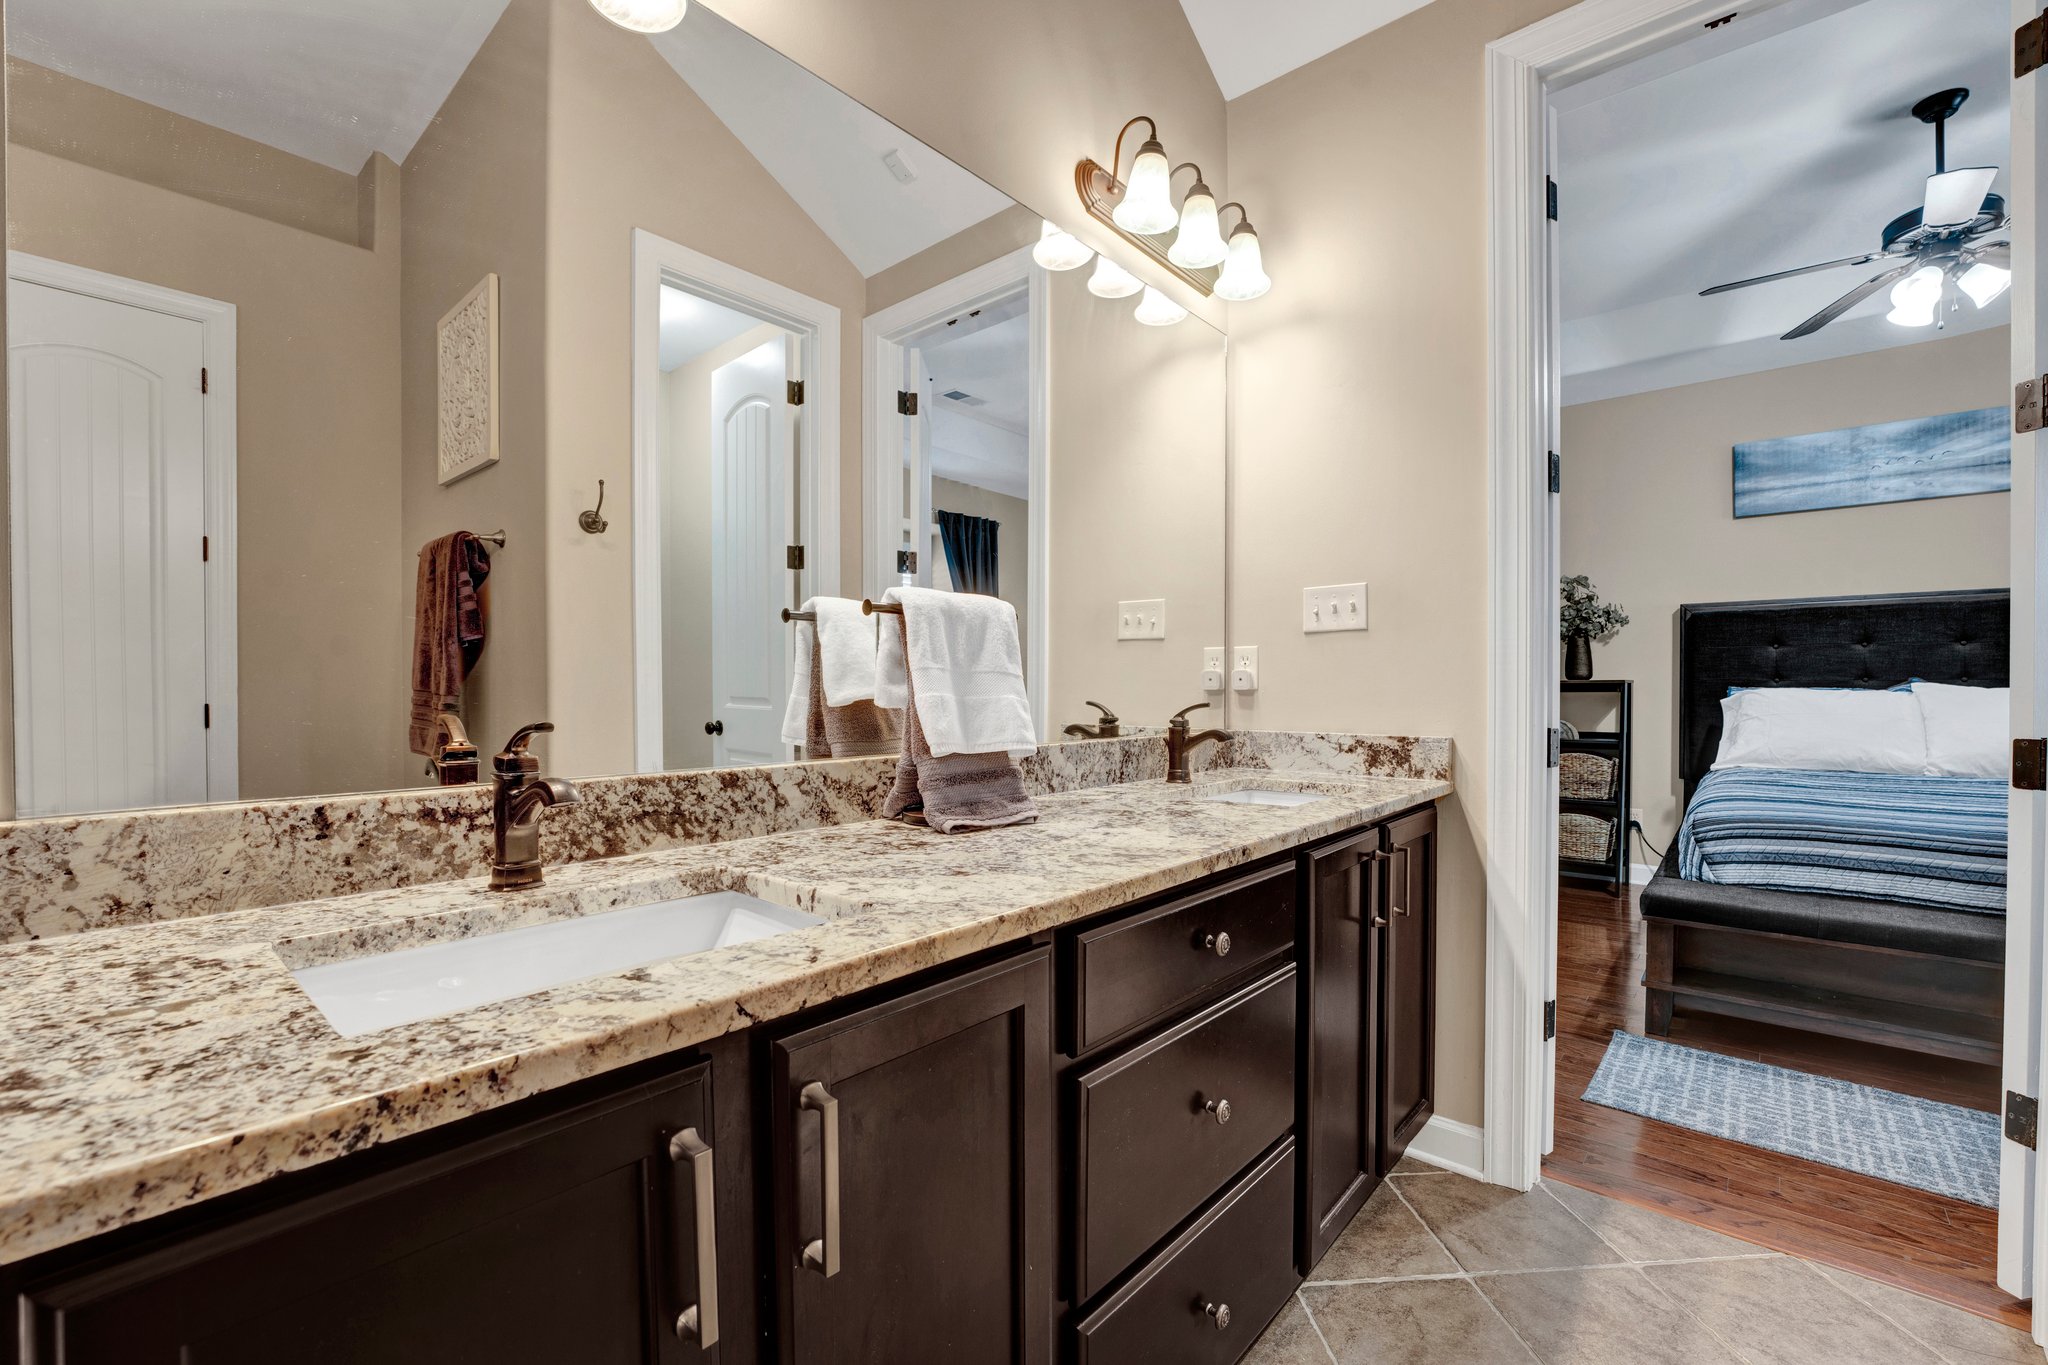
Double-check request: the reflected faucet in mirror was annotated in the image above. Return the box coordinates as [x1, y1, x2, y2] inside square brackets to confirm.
[1062, 702, 1122, 739]
[490, 723, 583, 891]
[430, 712, 481, 786]
[1165, 703, 1227, 784]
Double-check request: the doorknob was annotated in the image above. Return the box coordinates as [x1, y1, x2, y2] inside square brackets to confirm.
[705, 720, 724, 736]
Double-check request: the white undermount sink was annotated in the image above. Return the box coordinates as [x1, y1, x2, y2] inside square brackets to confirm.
[1199, 789, 1326, 807]
[291, 891, 823, 1038]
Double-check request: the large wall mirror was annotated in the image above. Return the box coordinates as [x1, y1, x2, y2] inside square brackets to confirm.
[0, 0, 1226, 819]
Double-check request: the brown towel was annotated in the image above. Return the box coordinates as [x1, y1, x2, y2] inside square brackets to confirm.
[803, 630, 901, 759]
[882, 618, 1036, 833]
[409, 532, 491, 756]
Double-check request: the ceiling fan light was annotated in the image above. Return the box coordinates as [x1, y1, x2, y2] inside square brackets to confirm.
[1889, 264, 1943, 311]
[1167, 180, 1229, 269]
[1031, 220, 1094, 272]
[1958, 261, 2011, 308]
[1886, 302, 1937, 328]
[1922, 167, 1998, 228]
[1133, 286, 1188, 326]
[1087, 255, 1143, 299]
[1212, 222, 1271, 302]
[1113, 140, 1179, 236]
[587, 0, 688, 32]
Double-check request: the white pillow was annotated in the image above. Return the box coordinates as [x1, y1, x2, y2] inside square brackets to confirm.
[1712, 687, 1927, 775]
[1912, 681, 2009, 779]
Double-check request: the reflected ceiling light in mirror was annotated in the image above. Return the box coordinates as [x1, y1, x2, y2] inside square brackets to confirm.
[1212, 205, 1271, 302]
[588, 0, 688, 32]
[1109, 119, 1179, 236]
[1087, 256, 1143, 299]
[1032, 220, 1094, 271]
[1133, 286, 1188, 326]
[1958, 260, 2011, 307]
[1167, 166, 1228, 269]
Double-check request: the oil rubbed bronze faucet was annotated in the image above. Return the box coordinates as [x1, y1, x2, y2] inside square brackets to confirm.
[430, 710, 480, 785]
[490, 722, 582, 890]
[1164, 702, 1227, 784]
[1062, 701, 1122, 739]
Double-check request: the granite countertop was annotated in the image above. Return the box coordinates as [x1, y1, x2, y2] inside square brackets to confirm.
[0, 768, 1448, 1267]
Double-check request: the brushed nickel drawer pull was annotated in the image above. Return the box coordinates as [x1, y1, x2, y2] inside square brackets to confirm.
[667, 1127, 720, 1349]
[1202, 1097, 1233, 1125]
[1201, 931, 1233, 957]
[799, 1081, 841, 1278]
[1203, 1299, 1233, 1330]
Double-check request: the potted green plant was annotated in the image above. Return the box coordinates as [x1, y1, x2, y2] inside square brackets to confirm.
[1560, 574, 1628, 681]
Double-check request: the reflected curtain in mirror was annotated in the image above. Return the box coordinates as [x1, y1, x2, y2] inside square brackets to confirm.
[937, 510, 1000, 595]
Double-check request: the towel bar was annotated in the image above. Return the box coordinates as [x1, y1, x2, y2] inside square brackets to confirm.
[861, 599, 903, 616]
[781, 608, 816, 623]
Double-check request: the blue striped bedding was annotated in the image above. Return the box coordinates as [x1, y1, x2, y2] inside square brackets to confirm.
[1678, 767, 2008, 914]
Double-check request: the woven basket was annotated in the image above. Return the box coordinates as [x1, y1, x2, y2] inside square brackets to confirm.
[1560, 812, 1616, 863]
[1560, 751, 1617, 801]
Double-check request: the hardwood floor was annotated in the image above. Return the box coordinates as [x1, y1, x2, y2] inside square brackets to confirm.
[1544, 879, 2028, 1331]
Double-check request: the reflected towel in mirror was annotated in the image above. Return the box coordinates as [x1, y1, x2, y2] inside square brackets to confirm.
[874, 586, 1036, 759]
[881, 615, 1037, 833]
[781, 598, 901, 758]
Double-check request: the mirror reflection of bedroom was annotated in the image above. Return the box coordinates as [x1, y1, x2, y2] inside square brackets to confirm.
[1547, 0, 2024, 1329]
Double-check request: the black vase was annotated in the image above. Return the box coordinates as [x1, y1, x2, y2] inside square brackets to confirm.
[1565, 634, 1594, 681]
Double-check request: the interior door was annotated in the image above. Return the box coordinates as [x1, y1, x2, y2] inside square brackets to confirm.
[709, 335, 793, 768]
[8, 278, 208, 817]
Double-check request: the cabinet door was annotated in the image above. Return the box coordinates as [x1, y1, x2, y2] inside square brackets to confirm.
[18, 1061, 729, 1365]
[769, 947, 1052, 1365]
[1380, 807, 1438, 1168]
[1298, 829, 1382, 1272]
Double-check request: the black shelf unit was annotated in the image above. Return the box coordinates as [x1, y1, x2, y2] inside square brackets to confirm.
[1560, 679, 1632, 890]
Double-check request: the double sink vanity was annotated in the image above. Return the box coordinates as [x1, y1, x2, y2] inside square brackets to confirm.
[0, 747, 1447, 1365]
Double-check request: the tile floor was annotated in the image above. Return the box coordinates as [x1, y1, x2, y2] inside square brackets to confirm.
[1244, 1158, 2041, 1364]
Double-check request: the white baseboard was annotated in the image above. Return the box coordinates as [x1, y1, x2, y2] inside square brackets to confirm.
[1629, 861, 1656, 886]
[1404, 1115, 1485, 1181]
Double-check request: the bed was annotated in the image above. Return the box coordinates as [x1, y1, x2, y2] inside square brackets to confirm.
[1637, 589, 2010, 1065]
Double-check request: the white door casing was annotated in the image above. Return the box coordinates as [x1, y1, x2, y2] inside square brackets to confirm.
[709, 337, 794, 768]
[7, 260, 237, 815]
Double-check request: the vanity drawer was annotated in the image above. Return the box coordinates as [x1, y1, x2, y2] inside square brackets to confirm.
[1074, 1138, 1298, 1365]
[1073, 965, 1296, 1301]
[1065, 863, 1294, 1055]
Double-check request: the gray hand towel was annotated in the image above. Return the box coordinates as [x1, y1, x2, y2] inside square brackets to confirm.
[882, 618, 1037, 833]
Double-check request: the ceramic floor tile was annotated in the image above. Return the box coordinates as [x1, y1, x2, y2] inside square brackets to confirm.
[1641, 1255, 1943, 1364]
[1303, 1279, 1537, 1364]
[1541, 1179, 1777, 1263]
[1243, 1294, 1337, 1365]
[1309, 1182, 1461, 1281]
[1476, 1266, 1747, 1365]
[1808, 1263, 2040, 1364]
[1389, 1154, 1451, 1176]
[1393, 1176, 1624, 1273]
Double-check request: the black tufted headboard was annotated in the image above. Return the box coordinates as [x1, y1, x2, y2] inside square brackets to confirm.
[1677, 589, 2009, 800]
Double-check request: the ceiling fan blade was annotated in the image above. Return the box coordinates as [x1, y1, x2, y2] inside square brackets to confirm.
[1924, 167, 1998, 227]
[1700, 254, 1883, 296]
[1780, 262, 1918, 340]
[1967, 241, 2011, 269]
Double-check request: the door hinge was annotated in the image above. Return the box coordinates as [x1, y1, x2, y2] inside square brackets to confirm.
[200, 367, 209, 395]
[203, 703, 211, 730]
[2019, 377, 2045, 434]
[1546, 727, 1562, 768]
[787, 379, 805, 406]
[1545, 176, 1558, 221]
[2018, 8, 2046, 78]
[785, 544, 805, 571]
[2015, 738, 2047, 790]
[1548, 450, 1561, 494]
[897, 390, 919, 416]
[202, 535, 209, 563]
[896, 549, 918, 575]
[2007, 1090, 2039, 1149]
[1543, 999, 1557, 1042]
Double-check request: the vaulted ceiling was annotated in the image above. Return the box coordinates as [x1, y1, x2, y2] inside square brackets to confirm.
[1175, 0, 1433, 100]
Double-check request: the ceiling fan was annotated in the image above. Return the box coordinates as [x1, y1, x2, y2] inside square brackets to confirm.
[1700, 87, 2011, 340]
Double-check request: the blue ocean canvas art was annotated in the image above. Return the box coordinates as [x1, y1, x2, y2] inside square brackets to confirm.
[1732, 406, 2009, 519]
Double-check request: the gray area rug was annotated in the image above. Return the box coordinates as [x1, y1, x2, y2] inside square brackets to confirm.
[1583, 1030, 1998, 1207]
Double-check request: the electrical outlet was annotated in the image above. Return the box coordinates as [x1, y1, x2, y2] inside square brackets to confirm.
[1117, 599, 1166, 640]
[1303, 583, 1369, 634]
[1203, 646, 1226, 692]
[1231, 645, 1259, 692]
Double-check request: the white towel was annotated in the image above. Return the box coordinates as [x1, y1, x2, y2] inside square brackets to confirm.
[814, 597, 880, 706]
[779, 618, 818, 748]
[874, 586, 1036, 759]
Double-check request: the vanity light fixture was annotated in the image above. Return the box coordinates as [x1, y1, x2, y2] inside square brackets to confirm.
[1212, 203, 1272, 302]
[1032, 220, 1094, 272]
[1166, 166, 1229, 270]
[1111, 121, 1179, 235]
[1132, 286, 1188, 327]
[1077, 117, 1271, 300]
[587, 0, 688, 33]
[1087, 256, 1143, 299]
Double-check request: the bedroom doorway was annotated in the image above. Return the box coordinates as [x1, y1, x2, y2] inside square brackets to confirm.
[1487, 0, 2046, 1341]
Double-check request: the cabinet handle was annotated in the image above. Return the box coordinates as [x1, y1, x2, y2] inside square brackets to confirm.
[1201, 930, 1232, 958]
[1202, 1097, 1233, 1125]
[667, 1127, 720, 1349]
[1203, 1300, 1233, 1330]
[1391, 845, 1411, 917]
[799, 1081, 841, 1278]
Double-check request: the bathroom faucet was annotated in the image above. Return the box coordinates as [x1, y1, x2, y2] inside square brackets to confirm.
[430, 710, 480, 786]
[1063, 701, 1122, 739]
[490, 722, 582, 890]
[1164, 703, 1227, 784]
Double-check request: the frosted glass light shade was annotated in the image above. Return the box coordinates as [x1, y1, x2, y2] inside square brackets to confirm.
[1922, 167, 1998, 228]
[1087, 256, 1142, 299]
[588, 0, 688, 32]
[1213, 224, 1271, 302]
[1958, 261, 2011, 308]
[1888, 264, 1943, 312]
[1133, 286, 1188, 327]
[1032, 220, 1093, 271]
[1167, 183, 1228, 269]
[1113, 141, 1178, 236]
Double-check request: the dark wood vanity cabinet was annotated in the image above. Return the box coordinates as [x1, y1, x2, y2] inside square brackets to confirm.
[1380, 807, 1438, 1164]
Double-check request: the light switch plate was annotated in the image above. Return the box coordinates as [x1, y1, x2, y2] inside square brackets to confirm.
[1118, 599, 1166, 640]
[1303, 583, 1369, 634]
[1231, 644, 1259, 692]
[1203, 647, 1226, 692]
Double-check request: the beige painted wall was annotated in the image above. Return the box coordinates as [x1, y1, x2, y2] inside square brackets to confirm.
[1563, 327, 2012, 852]
[542, 0, 867, 780]
[7, 146, 414, 801]
[866, 204, 1039, 316]
[932, 474, 1031, 662]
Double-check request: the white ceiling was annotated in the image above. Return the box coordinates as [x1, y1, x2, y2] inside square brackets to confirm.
[1558, 0, 2011, 403]
[660, 286, 766, 372]
[1175, 0, 1433, 100]
[5, 0, 512, 172]
[922, 308, 1030, 501]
